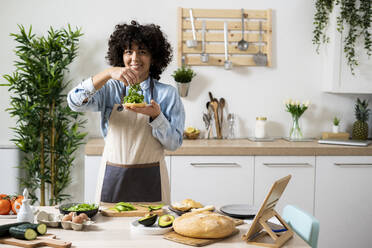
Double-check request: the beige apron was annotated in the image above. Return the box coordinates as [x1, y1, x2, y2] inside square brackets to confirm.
[95, 81, 170, 204]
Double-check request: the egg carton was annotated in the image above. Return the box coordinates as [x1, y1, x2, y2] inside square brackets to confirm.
[61, 219, 95, 231]
[36, 210, 63, 227]
[36, 210, 95, 231]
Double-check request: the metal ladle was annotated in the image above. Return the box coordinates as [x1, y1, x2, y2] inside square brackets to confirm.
[201, 20, 209, 63]
[253, 21, 268, 66]
[237, 8, 249, 51]
[223, 22, 232, 70]
[186, 8, 198, 48]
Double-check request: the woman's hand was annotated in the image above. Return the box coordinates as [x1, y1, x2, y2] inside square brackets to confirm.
[109, 67, 139, 86]
[126, 100, 161, 119]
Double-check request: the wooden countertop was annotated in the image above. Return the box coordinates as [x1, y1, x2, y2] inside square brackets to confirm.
[85, 138, 372, 156]
[0, 206, 310, 248]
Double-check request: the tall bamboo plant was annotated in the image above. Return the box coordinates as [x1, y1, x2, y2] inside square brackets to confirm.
[1, 25, 87, 205]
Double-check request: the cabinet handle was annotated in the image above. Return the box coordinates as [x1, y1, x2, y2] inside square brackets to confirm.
[263, 163, 312, 167]
[334, 163, 372, 167]
[190, 162, 240, 167]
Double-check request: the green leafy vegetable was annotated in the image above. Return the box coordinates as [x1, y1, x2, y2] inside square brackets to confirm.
[65, 203, 98, 211]
[123, 84, 144, 104]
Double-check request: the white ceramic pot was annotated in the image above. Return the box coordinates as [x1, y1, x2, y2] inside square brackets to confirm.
[332, 125, 339, 133]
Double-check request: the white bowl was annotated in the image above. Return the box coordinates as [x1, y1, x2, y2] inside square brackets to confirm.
[130, 220, 173, 235]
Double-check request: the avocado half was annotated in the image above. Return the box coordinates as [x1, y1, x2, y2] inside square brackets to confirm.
[158, 214, 175, 228]
[138, 213, 158, 227]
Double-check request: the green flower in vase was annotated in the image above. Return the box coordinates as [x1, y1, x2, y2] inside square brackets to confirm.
[284, 99, 310, 140]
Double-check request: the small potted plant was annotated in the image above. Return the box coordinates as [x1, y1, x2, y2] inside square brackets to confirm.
[172, 66, 196, 97]
[332, 117, 340, 133]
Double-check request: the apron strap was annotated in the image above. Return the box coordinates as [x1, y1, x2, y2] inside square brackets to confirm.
[121, 77, 154, 101]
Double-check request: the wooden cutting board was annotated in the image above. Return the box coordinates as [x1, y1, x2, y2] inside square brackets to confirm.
[163, 229, 239, 247]
[101, 203, 164, 217]
[0, 234, 72, 248]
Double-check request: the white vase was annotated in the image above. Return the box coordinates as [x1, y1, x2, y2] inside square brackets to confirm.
[332, 125, 339, 133]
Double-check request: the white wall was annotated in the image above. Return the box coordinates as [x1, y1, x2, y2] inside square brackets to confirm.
[1, 0, 371, 202]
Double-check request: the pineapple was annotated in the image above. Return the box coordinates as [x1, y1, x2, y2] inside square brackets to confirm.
[352, 98, 370, 140]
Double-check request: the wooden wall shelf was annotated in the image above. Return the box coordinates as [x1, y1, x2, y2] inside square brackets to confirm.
[177, 8, 272, 67]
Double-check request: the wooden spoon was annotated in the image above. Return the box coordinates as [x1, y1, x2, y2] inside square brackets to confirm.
[208, 92, 214, 102]
[219, 97, 226, 127]
[210, 101, 222, 139]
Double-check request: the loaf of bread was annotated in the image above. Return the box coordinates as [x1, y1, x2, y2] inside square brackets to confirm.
[181, 199, 203, 209]
[173, 211, 235, 239]
[171, 198, 204, 211]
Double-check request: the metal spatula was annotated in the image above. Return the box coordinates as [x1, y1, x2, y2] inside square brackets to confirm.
[253, 21, 267, 66]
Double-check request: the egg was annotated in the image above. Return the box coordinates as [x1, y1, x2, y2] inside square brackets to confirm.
[62, 214, 72, 221]
[79, 213, 89, 221]
[68, 212, 76, 217]
[72, 215, 83, 224]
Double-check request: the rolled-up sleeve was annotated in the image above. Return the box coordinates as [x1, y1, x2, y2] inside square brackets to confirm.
[67, 77, 102, 112]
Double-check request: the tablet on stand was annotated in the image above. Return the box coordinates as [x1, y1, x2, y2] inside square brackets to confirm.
[242, 175, 293, 247]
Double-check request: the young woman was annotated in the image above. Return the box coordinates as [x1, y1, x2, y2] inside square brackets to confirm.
[67, 21, 185, 204]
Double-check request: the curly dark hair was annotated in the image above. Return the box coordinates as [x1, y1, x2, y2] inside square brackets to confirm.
[106, 20, 173, 80]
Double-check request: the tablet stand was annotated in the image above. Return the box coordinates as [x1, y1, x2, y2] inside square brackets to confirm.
[242, 175, 293, 248]
[246, 208, 293, 247]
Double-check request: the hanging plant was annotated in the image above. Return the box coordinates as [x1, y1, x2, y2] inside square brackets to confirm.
[313, 0, 372, 74]
[1, 25, 87, 205]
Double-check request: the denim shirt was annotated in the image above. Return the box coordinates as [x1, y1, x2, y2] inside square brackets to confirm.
[67, 77, 185, 151]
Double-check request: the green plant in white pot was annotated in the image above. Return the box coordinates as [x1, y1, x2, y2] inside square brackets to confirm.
[332, 117, 340, 133]
[172, 66, 196, 97]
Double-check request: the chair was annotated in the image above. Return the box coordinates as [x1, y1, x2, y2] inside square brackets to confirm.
[282, 205, 320, 248]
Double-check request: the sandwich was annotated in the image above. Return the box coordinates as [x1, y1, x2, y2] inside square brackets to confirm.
[123, 84, 146, 108]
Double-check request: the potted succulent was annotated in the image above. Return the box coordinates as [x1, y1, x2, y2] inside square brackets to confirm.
[332, 117, 340, 133]
[172, 66, 196, 97]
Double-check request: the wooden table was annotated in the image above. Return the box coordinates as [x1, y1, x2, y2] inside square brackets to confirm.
[0, 207, 310, 247]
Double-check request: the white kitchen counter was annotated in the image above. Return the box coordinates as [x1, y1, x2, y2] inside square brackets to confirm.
[0, 206, 309, 248]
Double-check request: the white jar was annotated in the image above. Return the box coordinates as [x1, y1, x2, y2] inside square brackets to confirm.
[255, 117, 267, 139]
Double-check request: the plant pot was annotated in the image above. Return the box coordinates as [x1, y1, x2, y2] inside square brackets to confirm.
[332, 125, 339, 133]
[177, 82, 190, 97]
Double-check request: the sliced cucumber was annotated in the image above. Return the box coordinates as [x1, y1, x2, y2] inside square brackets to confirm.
[17, 223, 47, 235]
[0, 222, 30, 237]
[9, 226, 37, 240]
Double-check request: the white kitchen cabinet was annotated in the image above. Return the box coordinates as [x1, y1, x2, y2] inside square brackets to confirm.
[84, 155, 101, 203]
[84, 155, 171, 203]
[254, 156, 315, 215]
[322, 8, 372, 94]
[170, 156, 254, 206]
[315, 156, 372, 248]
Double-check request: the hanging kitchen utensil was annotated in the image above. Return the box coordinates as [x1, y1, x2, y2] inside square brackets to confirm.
[186, 9, 198, 48]
[223, 22, 232, 70]
[237, 8, 249, 51]
[201, 20, 209, 63]
[253, 21, 268, 66]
